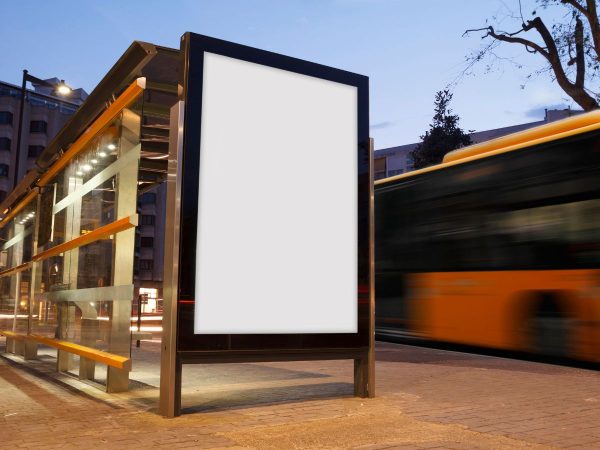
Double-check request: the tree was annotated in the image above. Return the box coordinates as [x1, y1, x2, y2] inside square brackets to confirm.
[464, 0, 600, 111]
[410, 90, 472, 170]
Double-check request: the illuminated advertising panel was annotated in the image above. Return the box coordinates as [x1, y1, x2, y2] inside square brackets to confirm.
[194, 52, 357, 334]
[176, 33, 370, 352]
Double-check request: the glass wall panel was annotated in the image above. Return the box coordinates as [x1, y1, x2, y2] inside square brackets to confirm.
[0, 74, 143, 394]
[0, 201, 38, 331]
[37, 115, 134, 255]
[24, 106, 140, 384]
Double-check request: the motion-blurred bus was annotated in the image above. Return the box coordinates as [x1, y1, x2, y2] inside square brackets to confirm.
[375, 111, 600, 361]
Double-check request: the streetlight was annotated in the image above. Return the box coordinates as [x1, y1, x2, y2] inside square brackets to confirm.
[14, 70, 72, 188]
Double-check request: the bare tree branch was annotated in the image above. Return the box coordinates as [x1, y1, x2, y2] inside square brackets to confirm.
[527, 16, 597, 108]
[561, 0, 588, 17]
[585, 0, 600, 58]
[487, 25, 549, 55]
[560, 1, 600, 61]
[575, 16, 586, 87]
[464, 2, 600, 111]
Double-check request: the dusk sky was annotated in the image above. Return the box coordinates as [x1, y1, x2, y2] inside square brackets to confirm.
[0, 0, 571, 149]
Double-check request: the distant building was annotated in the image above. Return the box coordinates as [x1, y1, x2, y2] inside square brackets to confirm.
[136, 183, 168, 313]
[0, 78, 87, 197]
[374, 108, 584, 180]
[374, 143, 416, 180]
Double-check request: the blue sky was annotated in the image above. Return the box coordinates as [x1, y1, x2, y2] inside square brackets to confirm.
[0, 0, 573, 149]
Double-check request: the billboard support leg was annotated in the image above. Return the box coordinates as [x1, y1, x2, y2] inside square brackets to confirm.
[354, 137, 376, 399]
[159, 101, 185, 418]
[354, 348, 375, 397]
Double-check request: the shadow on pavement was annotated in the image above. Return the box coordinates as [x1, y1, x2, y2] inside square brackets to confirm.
[180, 381, 354, 414]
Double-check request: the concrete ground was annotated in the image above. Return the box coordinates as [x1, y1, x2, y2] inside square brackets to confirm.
[0, 338, 599, 449]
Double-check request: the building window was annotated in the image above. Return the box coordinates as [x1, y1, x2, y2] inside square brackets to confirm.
[374, 156, 387, 180]
[0, 137, 10, 151]
[139, 259, 153, 270]
[140, 192, 156, 204]
[139, 287, 159, 313]
[0, 164, 9, 178]
[140, 237, 154, 247]
[0, 112, 13, 126]
[27, 145, 44, 158]
[141, 214, 155, 226]
[29, 120, 47, 134]
[406, 154, 415, 172]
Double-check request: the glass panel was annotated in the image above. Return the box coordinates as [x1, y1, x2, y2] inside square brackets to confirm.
[31, 238, 118, 351]
[0, 99, 141, 389]
[0, 200, 38, 332]
[30, 107, 140, 383]
[39, 117, 135, 256]
[0, 272, 31, 332]
[0, 201, 38, 272]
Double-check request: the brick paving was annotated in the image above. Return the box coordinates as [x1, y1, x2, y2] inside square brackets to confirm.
[0, 338, 599, 449]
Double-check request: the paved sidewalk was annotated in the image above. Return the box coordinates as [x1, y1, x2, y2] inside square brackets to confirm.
[1, 338, 599, 449]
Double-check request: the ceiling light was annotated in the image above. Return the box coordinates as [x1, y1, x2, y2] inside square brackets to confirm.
[107, 144, 117, 150]
[82, 164, 92, 172]
[98, 151, 107, 158]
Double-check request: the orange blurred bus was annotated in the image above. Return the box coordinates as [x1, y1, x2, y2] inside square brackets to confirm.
[375, 111, 600, 361]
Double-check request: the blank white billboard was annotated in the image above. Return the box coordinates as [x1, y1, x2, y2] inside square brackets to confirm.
[194, 52, 357, 334]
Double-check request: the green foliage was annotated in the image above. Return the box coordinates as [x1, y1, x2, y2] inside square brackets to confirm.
[410, 90, 472, 170]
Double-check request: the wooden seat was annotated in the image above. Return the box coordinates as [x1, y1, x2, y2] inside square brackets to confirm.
[0, 330, 26, 341]
[1, 331, 130, 371]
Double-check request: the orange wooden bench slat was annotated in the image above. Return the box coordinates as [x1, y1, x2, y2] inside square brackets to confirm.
[0, 330, 26, 341]
[28, 334, 131, 371]
[1, 330, 130, 371]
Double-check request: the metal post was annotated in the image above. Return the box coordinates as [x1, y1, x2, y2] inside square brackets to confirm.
[9, 220, 25, 355]
[24, 193, 41, 360]
[159, 101, 184, 418]
[136, 294, 143, 347]
[107, 109, 141, 393]
[353, 137, 376, 398]
[14, 70, 27, 189]
[57, 168, 81, 372]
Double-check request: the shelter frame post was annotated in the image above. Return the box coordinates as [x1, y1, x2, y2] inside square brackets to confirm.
[353, 137, 375, 398]
[159, 101, 185, 418]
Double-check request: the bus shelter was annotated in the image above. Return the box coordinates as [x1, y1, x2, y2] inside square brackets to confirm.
[0, 42, 180, 392]
[0, 34, 374, 409]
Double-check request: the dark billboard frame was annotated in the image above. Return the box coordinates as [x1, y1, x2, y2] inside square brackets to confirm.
[160, 32, 373, 417]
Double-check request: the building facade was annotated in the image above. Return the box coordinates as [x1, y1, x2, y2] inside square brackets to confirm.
[0, 79, 87, 197]
[135, 183, 167, 313]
